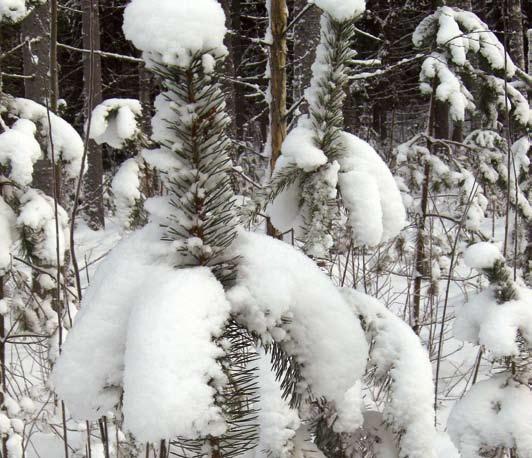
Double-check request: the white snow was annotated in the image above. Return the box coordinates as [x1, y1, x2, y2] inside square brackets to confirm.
[420, 54, 472, 122]
[53, 206, 233, 443]
[454, 10, 516, 77]
[454, 287, 532, 359]
[6, 433, 22, 458]
[0, 0, 32, 22]
[313, 0, 366, 21]
[151, 92, 181, 146]
[266, 156, 305, 235]
[111, 158, 141, 227]
[434, 432, 460, 458]
[228, 231, 368, 432]
[122, 267, 229, 442]
[338, 133, 406, 245]
[0, 196, 16, 273]
[123, 0, 228, 68]
[342, 288, 436, 458]
[436, 7, 466, 66]
[249, 351, 300, 458]
[339, 170, 383, 246]
[448, 374, 532, 458]
[89, 98, 142, 149]
[16, 189, 69, 265]
[413, 8, 516, 78]
[0, 119, 41, 186]
[0, 414, 9, 434]
[141, 147, 182, 175]
[463, 242, 502, 270]
[281, 123, 327, 172]
[52, 223, 181, 420]
[512, 136, 530, 173]
[10, 98, 84, 179]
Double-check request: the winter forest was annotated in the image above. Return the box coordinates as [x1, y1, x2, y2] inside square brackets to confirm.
[0, 0, 531, 456]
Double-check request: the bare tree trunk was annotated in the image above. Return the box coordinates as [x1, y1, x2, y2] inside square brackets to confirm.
[434, 101, 450, 140]
[525, 29, 532, 284]
[269, 0, 288, 171]
[82, 0, 105, 229]
[293, 1, 320, 113]
[506, 0, 525, 70]
[138, 64, 153, 134]
[50, 0, 59, 111]
[0, 276, 7, 457]
[22, 3, 56, 198]
[413, 90, 447, 334]
[229, 0, 246, 140]
[218, 0, 237, 137]
[266, 0, 288, 237]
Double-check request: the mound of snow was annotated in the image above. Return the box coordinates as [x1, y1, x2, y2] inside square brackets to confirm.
[123, 0, 227, 67]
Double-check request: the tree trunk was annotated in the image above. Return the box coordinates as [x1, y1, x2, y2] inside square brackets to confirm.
[138, 64, 153, 135]
[506, 0, 525, 70]
[269, 0, 288, 171]
[293, 1, 320, 114]
[413, 90, 448, 334]
[434, 101, 450, 141]
[50, 0, 59, 111]
[229, 0, 246, 140]
[82, 0, 105, 230]
[525, 29, 532, 284]
[0, 276, 6, 457]
[22, 3, 56, 198]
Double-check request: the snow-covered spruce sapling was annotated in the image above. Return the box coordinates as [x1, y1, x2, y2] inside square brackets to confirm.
[264, 0, 406, 258]
[449, 242, 532, 458]
[52, 1, 382, 456]
[413, 6, 530, 131]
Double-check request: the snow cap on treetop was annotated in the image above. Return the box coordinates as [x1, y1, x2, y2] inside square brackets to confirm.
[312, 0, 366, 21]
[122, 0, 227, 67]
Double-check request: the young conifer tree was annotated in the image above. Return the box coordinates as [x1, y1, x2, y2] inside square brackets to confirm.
[53, 2, 376, 457]
[52, 3, 440, 458]
[449, 242, 532, 458]
[265, 0, 406, 258]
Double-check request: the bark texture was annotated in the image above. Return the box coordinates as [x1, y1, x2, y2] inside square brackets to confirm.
[22, 3, 56, 198]
[82, 0, 105, 229]
[269, 0, 288, 171]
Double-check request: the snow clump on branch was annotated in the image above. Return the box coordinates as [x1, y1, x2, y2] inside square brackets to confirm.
[122, 0, 228, 68]
[312, 0, 366, 21]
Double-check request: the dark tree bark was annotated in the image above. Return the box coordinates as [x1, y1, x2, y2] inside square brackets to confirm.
[229, 0, 247, 139]
[22, 3, 56, 198]
[506, 0, 525, 70]
[293, 1, 320, 113]
[138, 64, 153, 135]
[269, 0, 288, 171]
[82, 0, 105, 229]
[526, 29, 532, 284]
